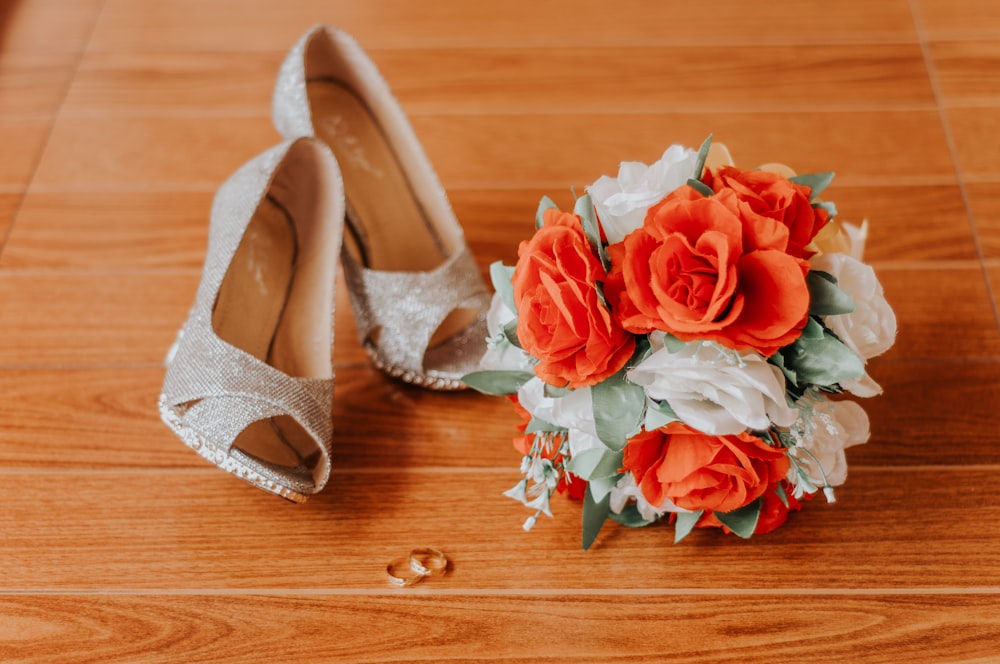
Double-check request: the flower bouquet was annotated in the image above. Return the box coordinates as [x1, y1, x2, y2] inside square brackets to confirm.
[464, 137, 897, 549]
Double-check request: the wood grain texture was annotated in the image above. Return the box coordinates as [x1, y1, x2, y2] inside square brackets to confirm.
[1, 594, 998, 664]
[3, 0, 1000, 660]
[0, 468, 998, 591]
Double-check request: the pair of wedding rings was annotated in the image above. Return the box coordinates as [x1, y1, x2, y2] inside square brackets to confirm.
[385, 547, 449, 587]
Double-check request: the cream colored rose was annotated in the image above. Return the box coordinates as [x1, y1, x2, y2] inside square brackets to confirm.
[811, 251, 896, 396]
[787, 394, 870, 497]
[628, 342, 798, 436]
[586, 144, 698, 244]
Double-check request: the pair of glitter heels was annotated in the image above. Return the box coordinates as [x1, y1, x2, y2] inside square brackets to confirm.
[159, 26, 490, 502]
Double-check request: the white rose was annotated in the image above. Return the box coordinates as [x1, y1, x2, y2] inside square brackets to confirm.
[787, 394, 870, 497]
[627, 342, 798, 435]
[810, 252, 896, 396]
[517, 378, 603, 457]
[479, 293, 533, 371]
[586, 144, 698, 244]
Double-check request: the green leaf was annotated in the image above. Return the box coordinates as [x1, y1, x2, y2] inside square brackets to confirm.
[461, 370, 535, 396]
[591, 371, 646, 451]
[714, 498, 762, 539]
[644, 399, 679, 431]
[489, 261, 517, 313]
[807, 270, 856, 316]
[815, 200, 838, 218]
[789, 171, 835, 200]
[674, 510, 704, 543]
[565, 447, 623, 481]
[780, 321, 865, 387]
[587, 474, 621, 502]
[535, 195, 558, 229]
[574, 193, 610, 271]
[543, 383, 571, 399]
[692, 134, 713, 181]
[610, 504, 655, 528]
[686, 178, 714, 197]
[502, 319, 523, 349]
[774, 482, 790, 509]
[582, 485, 612, 550]
[525, 416, 563, 435]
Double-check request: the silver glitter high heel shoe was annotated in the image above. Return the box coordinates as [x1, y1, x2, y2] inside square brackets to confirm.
[272, 25, 489, 390]
[159, 138, 344, 502]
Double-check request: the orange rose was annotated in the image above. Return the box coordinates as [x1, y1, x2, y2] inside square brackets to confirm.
[604, 186, 809, 356]
[513, 208, 635, 388]
[695, 481, 803, 534]
[621, 422, 789, 514]
[704, 166, 829, 258]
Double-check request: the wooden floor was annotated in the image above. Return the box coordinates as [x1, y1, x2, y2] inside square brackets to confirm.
[2, 0, 1000, 661]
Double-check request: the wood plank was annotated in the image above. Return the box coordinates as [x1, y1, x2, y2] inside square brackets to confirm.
[378, 45, 935, 114]
[64, 45, 935, 115]
[0, 468, 997, 590]
[967, 182, 1000, 257]
[0, 192, 21, 248]
[64, 51, 283, 114]
[89, 0, 918, 52]
[412, 111, 955, 190]
[931, 40, 1000, 107]
[0, 52, 76, 114]
[0, 116, 52, 187]
[917, 0, 1000, 41]
[0, 0, 104, 54]
[0, 191, 214, 270]
[947, 108, 1000, 178]
[0, 594, 998, 664]
[877, 267, 1000, 358]
[29, 111, 954, 192]
[853, 359, 1000, 465]
[28, 115, 275, 192]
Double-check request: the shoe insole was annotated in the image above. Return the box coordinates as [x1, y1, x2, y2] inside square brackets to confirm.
[308, 80, 479, 350]
[212, 198, 320, 478]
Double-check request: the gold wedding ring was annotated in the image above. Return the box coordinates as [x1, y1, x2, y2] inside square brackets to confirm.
[385, 547, 450, 588]
[409, 547, 448, 576]
[386, 557, 425, 588]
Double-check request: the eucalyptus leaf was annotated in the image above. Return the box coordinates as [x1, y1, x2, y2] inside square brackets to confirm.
[674, 510, 704, 543]
[489, 261, 517, 312]
[591, 371, 646, 451]
[768, 353, 799, 385]
[692, 134, 713, 181]
[714, 498, 762, 539]
[789, 171, 835, 200]
[587, 474, 621, 502]
[574, 193, 610, 271]
[525, 416, 564, 435]
[461, 370, 535, 396]
[815, 200, 838, 218]
[535, 195, 558, 229]
[543, 383, 571, 399]
[502, 319, 523, 349]
[774, 482, 790, 509]
[780, 323, 865, 387]
[610, 504, 655, 528]
[686, 178, 715, 197]
[565, 448, 623, 481]
[582, 485, 612, 551]
[644, 399, 679, 431]
[807, 270, 856, 316]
